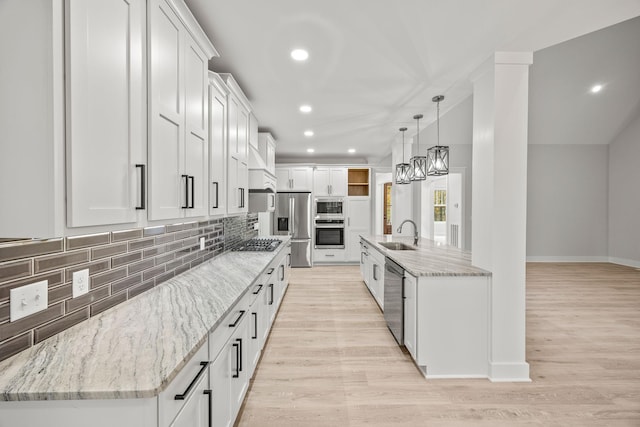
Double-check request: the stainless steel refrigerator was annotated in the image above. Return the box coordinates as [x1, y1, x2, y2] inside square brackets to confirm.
[273, 192, 312, 267]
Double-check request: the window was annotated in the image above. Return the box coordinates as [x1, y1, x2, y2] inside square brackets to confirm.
[434, 189, 446, 222]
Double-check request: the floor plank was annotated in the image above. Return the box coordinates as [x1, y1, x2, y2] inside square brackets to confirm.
[236, 263, 640, 426]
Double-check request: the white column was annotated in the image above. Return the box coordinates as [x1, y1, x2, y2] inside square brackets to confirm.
[471, 52, 532, 382]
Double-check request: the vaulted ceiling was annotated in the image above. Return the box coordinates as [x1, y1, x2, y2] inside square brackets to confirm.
[184, 0, 640, 162]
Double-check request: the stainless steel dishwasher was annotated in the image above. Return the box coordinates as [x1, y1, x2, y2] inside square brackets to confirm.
[384, 257, 404, 346]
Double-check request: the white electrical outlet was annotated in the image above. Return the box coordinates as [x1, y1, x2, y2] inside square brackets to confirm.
[199, 237, 206, 250]
[72, 269, 90, 298]
[10, 280, 48, 322]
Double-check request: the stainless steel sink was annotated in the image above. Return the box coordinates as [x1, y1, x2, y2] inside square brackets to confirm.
[378, 242, 416, 251]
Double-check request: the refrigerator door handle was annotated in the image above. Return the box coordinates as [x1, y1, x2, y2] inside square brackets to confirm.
[290, 197, 296, 237]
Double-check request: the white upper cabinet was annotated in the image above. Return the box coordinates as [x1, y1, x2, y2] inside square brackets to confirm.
[276, 167, 313, 191]
[313, 167, 347, 196]
[65, 0, 146, 228]
[148, 0, 217, 221]
[221, 74, 251, 214]
[208, 73, 228, 216]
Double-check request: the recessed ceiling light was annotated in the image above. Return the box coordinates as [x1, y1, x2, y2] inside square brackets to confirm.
[299, 105, 312, 113]
[307, 148, 315, 153]
[291, 49, 309, 61]
[304, 130, 314, 137]
[590, 84, 603, 93]
[348, 148, 356, 153]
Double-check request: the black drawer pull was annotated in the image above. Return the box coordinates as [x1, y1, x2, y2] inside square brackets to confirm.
[236, 338, 243, 372]
[181, 174, 189, 209]
[252, 312, 258, 339]
[212, 182, 219, 208]
[135, 164, 145, 210]
[268, 283, 274, 305]
[174, 361, 210, 400]
[253, 284, 263, 295]
[204, 389, 213, 427]
[228, 310, 246, 327]
[189, 176, 195, 209]
[267, 267, 274, 275]
[232, 342, 240, 378]
[279, 264, 284, 280]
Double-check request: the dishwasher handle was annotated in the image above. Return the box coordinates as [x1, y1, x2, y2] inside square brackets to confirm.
[385, 258, 404, 276]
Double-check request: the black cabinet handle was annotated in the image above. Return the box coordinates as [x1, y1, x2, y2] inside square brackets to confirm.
[236, 338, 243, 372]
[279, 264, 284, 281]
[203, 389, 212, 427]
[135, 164, 145, 210]
[189, 176, 195, 209]
[232, 342, 240, 378]
[212, 182, 218, 208]
[268, 283, 274, 305]
[373, 264, 379, 281]
[228, 310, 246, 327]
[267, 267, 274, 275]
[253, 284, 263, 295]
[402, 276, 406, 300]
[252, 312, 258, 339]
[174, 361, 210, 400]
[182, 174, 189, 208]
[287, 253, 291, 267]
[240, 188, 245, 208]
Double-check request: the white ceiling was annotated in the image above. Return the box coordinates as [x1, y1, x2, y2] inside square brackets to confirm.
[184, 0, 640, 162]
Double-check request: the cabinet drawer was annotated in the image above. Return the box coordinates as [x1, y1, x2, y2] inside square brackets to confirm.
[209, 291, 252, 361]
[158, 342, 209, 427]
[315, 248, 345, 262]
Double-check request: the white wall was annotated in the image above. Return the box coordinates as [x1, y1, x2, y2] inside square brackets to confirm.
[608, 111, 640, 266]
[526, 145, 609, 260]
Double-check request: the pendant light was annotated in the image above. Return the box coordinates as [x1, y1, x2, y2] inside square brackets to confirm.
[395, 127, 411, 184]
[427, 95, 449, 176]
[410, 114, 426, 181]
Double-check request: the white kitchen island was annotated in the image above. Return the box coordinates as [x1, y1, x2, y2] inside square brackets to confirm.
[360, 235, 492, 379]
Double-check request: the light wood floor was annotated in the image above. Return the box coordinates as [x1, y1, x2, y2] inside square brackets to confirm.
[236, 263, 640, 426]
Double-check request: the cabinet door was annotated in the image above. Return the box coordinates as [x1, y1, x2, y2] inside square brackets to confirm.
[275, 168, 291, 191]
[248, 112, 259, 149]
[404, 273, 417, 360]
[209, 84, 226, 215]
[346, 229, 363, 263]
[66, 0, 144, 226]
[238, 106, 249, 163]
[210, 343, 232, 427]
[290, 167, 312, 191]
[238, 160, 248, 213]
[169, 373, 210, 427]
[329, 168, 347, 196]
[148, 0, 184, 220]
[266, 141, 276, 174]
[227, 157, 239, 212]
[184, 35, 208, 217]
[313, 168, 330, 196]
[230, 314, 250, 422]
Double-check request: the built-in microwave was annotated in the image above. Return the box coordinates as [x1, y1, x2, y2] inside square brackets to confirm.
[315, 197, 344, 217]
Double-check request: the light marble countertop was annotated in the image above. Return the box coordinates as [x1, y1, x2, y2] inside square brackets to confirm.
[0, 237, 290, 402]
[360, 235, 491, 277]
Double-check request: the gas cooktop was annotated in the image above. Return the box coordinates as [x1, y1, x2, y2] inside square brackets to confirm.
[234, 238, 282, 252]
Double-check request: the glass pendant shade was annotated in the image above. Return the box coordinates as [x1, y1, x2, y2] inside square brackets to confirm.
[394, 127, 411, 184]
[395, 162, 412, 184]
[410, 155, 427, 181]
[427, 145, 449, 176]
[427, 94, 449, 176]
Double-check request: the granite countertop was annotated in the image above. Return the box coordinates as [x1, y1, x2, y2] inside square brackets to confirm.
[360, 235, 491, 277]
[0, 237, 290, 402]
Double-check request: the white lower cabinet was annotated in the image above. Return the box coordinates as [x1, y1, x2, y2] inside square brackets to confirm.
[209, 340, 232, 427]
[169, 372, 211, 427]
[368, 246, 385, 309]
[403, 273, 417, 359]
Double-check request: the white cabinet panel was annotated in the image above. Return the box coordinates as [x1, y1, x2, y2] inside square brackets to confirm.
[314, 167, 346, 196]
[210, 342, 232, 427]
[345, 199, 371, 262]
[276, 167, 313, 191]
[208, 76, 227, 216]
[169, 375, 210, 427]
[65, 0, 145, 227]
[224, 78, 249, 215]
[404, 273, 417, 359]
[148, 0, 210, 221]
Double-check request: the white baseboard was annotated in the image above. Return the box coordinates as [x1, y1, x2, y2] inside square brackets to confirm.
[526, 256, 609, 263]
[488, 361, 531, 382]
[608, 257, 640, 268]
[526, 256, 640, 269]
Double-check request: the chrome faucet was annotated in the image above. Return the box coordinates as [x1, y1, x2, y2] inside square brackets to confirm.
[397, 219, 419, 245]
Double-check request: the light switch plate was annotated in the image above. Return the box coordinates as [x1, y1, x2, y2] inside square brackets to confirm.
[199, 237, 205, 250]
[10, 280, 48, 322]
[72, 269, 89, 298]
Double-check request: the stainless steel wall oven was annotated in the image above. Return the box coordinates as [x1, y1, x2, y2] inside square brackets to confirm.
[314, 218, 345, 249]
